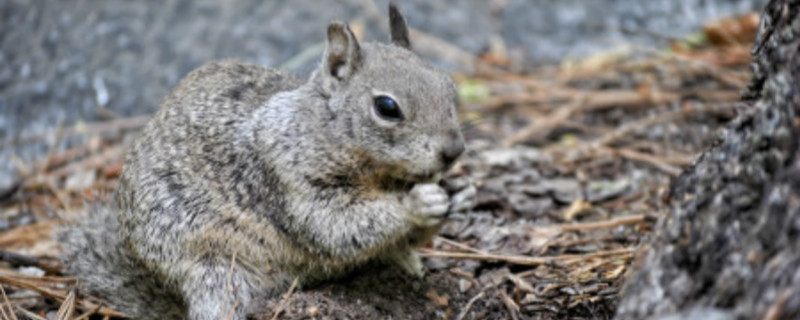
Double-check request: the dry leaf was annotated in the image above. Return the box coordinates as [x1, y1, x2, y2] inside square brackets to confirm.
[425, 289, 449, 308]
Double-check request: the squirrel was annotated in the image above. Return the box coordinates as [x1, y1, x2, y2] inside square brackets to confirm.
[59, 4, 475, 320]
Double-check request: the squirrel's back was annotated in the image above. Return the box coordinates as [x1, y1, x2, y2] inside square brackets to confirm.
[60, 60, 301, 319]
[60, 204, 186, 319]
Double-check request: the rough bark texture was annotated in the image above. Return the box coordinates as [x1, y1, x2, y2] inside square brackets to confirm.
[616, 1, 800, 319]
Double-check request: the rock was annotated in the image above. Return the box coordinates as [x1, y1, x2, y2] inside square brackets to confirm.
[458, 279, 472, 293]
[508, 193, 553, 217]
[547, 179, 581, 204]
[585, 179, 630, 203]
[514, 178, 580, 204]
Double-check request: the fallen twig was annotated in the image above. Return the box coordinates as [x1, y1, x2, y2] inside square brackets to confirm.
[504, 102, 578, 146]
[561, 249, 634, 266]
[0, 285, 18, 320]
[544, 102, 735, 157]
[500, 290, 520, 320]
[73, 304, 102, 320]
[23, 145, 125, 192]
[0, 273, 124, 318]
[608, 147, 685, 176]
[419, 248, 634, 267]
[549, 235, 637, 249]
[456, 291, 485, 320]
[36, 138, 105, 173]
[13, 306, 43, 320]
[270, 277, 299, 320]
[0, 116, 149, 150]
[480, 87, 681, 115]
[556, 214, 647, 232]
[762, 289, 793, 320]
[54, 289, 76, 320]
[435, 236, 488, 255]
[499, 86, 713, 146]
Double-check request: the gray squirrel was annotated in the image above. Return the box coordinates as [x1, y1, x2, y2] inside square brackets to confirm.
[60, 4, 475, 320]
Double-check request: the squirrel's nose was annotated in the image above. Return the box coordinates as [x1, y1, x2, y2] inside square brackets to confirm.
[441, 140, 465, 168]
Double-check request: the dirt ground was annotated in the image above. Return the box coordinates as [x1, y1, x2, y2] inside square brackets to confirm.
[0, 7, 761, 320]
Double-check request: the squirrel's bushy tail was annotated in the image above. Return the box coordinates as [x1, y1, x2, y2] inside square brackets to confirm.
[59, 204, 185, 319]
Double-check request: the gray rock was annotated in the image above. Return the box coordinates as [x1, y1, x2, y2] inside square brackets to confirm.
[508, 193, 553, 217]
[514, 178, 580, 204]
[585, 179, 631, 203]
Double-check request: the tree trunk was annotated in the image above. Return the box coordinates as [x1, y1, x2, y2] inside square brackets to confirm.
[616, 1, 800, 319]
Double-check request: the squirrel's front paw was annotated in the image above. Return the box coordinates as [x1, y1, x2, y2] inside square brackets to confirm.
[406, 183, 449, 227]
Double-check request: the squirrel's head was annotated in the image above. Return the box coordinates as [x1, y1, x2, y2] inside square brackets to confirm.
[309, 4, 464, 184]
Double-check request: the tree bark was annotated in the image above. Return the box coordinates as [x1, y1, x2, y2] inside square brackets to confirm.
[616, 1, 800, 319]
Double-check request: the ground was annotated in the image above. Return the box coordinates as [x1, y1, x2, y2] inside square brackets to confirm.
[0, 2, 766, 320]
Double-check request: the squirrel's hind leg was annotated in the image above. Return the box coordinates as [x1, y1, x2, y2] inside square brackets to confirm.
[387, 249, 426, 277]
[179, 262, 268, 320]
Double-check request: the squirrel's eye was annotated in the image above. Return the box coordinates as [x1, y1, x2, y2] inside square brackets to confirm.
[373, 95, 403, 121]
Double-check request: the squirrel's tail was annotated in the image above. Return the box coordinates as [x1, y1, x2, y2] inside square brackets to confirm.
[59, 203, 185, 319]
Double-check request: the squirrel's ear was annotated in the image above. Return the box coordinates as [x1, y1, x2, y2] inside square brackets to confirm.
[323, 22, 362, 81]
[388, 3, 411, 49]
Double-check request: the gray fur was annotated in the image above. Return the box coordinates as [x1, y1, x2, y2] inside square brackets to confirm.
[60, 5, 472, 320]
[389, 3, 411, 48]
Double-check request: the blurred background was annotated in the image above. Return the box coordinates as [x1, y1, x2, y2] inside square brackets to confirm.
[1, 0, 764, 161]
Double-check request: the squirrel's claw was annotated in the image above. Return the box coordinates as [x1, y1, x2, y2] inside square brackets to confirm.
[391, 250, 425, 278]
[407, 183, 449, 227]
